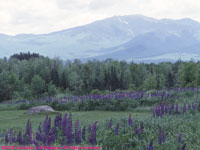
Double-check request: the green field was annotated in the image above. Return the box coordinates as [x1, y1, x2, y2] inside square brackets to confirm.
[0, 109, 151, 132]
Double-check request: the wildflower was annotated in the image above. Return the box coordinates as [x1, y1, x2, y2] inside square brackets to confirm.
[158, 129, 165, 145]
[115, 123, 119, 135]
[147, 139, 154, 150]
[178, 133, 182, 143]
[82, 126, 86, 140]
[140, 122, 144, 132]
[62, 113, 67, 136]
[88, 122, 97, 145]
[17, 131, 22, 145]
[75, 120, 81, 145]
[181, 143, 186, 150]
[108, 119, 112, 129]
[66, 118, 73, 145]
[192, 103, 196, 110]
[128, 114, 133, 127]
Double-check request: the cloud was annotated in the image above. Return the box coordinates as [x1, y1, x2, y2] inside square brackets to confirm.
[0, 0, 200, 35]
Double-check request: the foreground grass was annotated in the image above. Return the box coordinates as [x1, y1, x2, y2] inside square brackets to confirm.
[0, 110, 151, 132]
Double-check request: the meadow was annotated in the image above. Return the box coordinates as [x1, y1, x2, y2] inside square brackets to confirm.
[0, 88, 200, 150]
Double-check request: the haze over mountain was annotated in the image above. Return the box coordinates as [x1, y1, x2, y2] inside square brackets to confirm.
[1, 14, 200, 62]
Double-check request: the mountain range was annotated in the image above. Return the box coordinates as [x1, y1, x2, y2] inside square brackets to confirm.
[1, 14, 200, 62]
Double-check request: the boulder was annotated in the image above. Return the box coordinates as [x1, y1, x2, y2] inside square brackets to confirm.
[27, 105, 55, 115]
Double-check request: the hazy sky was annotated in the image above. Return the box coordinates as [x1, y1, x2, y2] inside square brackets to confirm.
[1, 0, 200, 35]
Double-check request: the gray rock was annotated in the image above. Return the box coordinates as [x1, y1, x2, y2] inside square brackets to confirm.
[27, 105, 55, 115]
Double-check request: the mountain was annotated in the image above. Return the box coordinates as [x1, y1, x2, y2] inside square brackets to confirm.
[1, 14, 200, 62]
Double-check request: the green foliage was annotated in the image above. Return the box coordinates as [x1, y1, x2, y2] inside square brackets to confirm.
[0, 71, 19, 101]
[30, 75, 45, 98]
[50, 99, 139, 111]
[47, 82, 57, 96]
[0, 53, 200, 100]
[178, 61, 197, 87]
[90, 89, 101, 95]
[143, 74, 157, 90]
[128, 84, 136, 91]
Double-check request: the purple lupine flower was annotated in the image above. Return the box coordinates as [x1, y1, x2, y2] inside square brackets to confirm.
[77, 130, 81, 145]
[156, 105, 161, 117]
[66, 118, 73, 145]
[33, 140, 39, 147]
[181, 143, 186, 150]
[140, 122, 144, 132]
[108, 119, 112, 129]
[36, 123, 42, 142]
[192, 103, 196, 110]
[44, 115, 49, 135]
[134, 125, 139, 135]
[158, 129, 165, 145]
[82, 126, 86, 140]
[54, 114, 62, 129]
[115, 123, 119, 135]
[47, 128, 56, 146]
[30, 130, 34, 145]
[62, 113, 67, 136]
[88, 122, 97, 145]
[161, 103, 164, 114]
[26, 120, 32, 137]
[147, 139, 154, 150]
[171, 102, 174, 110]
[42, 134, 46, 145]
[178, 133, 182, 143]
[75, 120, 81, 144]
[17, 131, 22, 145]
[128, 114, 133, 127]
[52, 126, 57, 138]
[38, 122, 42, 134]
[36, 131, 42, 142]
[8, 128, 14, 143]
[188, 104, 191, 110]
[48, 117, 51, 133]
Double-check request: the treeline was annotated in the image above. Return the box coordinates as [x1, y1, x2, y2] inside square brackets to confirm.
[0, 52, 199, 101]
[10, 52, 41, 61]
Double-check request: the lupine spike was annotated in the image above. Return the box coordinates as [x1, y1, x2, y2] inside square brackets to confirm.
[75, 120, 81, 144]
[88, 122, 97, 145]
[128, 114, 133, 127]
[108, 119, 112, 129]
[147, 139, 154, 150]
[66, 117, 73, 145]
[17, 131, 22, 145]
[62, 113, 67, 136]
[178, 133, 182, 143]
[181, 143, 186, 150]
[82, 126, 86, 140]
[115, 123, 119, 135]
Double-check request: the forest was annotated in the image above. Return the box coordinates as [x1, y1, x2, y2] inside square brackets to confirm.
[0, 52, 198, 101]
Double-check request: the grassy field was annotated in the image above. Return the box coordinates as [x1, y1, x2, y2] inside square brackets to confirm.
[0, 109, 151, 132]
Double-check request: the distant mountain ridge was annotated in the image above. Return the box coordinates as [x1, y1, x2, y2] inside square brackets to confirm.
[1, 14, 200, 62]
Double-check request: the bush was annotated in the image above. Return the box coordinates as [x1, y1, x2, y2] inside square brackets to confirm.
[48, 82, 57, 96]
[90, 89, 101, 95]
